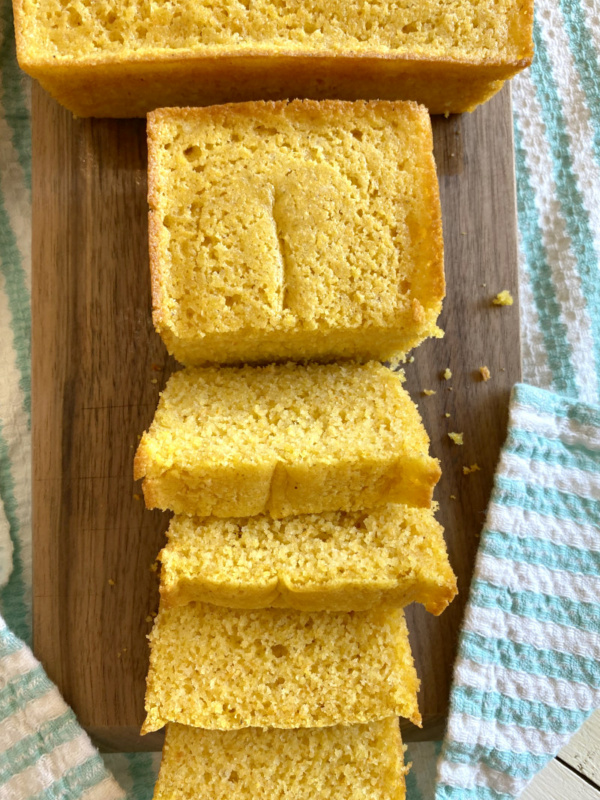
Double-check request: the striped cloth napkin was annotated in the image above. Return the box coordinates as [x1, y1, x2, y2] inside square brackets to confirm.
[0, 0, 599, 796]
[435, 385, 600, 798]
[0, 619, 124, 799]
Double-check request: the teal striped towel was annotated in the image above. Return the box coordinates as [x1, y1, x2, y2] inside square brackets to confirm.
[435, 385, 600, 798]
[435, 389, 600, 800]
[0, 617, 124, 799]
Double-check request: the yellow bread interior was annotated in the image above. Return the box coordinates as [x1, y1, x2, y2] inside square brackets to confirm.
[147, 100, 444, 365]
[160, 504, 457, 614]
[16, 0, 532, 64]
[134, 362, 440, 518]
[153, 719, 408, 800]
[143, 602, 421, 733]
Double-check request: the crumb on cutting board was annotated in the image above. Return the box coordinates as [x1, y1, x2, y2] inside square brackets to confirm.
[448, 432, 463, 445]
[463, 464, 481, 475]
[479, 366, 491, 381]
[422, 389, 436, 396]
[492, 290, 513, 306]
[442, 368, 452, 380]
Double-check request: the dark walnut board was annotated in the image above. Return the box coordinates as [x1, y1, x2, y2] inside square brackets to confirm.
[32, 82, 520, 752]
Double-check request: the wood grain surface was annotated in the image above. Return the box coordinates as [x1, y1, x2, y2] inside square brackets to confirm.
[32, 82, 520, 752]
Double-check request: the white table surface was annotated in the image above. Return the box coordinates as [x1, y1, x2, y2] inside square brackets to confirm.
[522, 710, 600, 799]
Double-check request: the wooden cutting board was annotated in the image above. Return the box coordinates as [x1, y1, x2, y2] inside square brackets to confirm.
[32, 82, 520, 752]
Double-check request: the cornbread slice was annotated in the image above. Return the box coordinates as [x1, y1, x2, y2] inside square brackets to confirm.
[147, 100, 444, 366]
[14, 0, 533, 117]
[153, 719, 409, 800]
[143, 602, 421, 733]
[134, 362, 441, 518]
[159, 504, 457, 613]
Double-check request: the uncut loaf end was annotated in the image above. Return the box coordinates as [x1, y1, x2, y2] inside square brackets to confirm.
[159, 504, 457, 613]
[148, 100, 444, 367]
[153, 719, 409, 800]
[14, 0, 533, 116]
[133, 361, 441, 518]
[143, 602, 420, 733]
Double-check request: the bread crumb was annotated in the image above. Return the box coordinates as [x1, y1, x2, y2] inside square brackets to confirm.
[151, 378, 158, 385]
[133, 493, 141, 501]
[450, 494, 457, 500]
[445, 413, 451, 418]
[422, 389, 436, 396]
[492, 290, 513, 306]
[108, 578, 115, 586]
[150, 562, 159, 573]
[463, 464, 481, 475]
[443, 368, 452, 380]
[408, 356, 415, 363]
[479, 366, 491, 382]
[146, 615, 154, 623]
[448, 432, 463, 445]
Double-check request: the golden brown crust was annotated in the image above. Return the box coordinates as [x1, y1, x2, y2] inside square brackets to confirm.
[14, 0, 534, 116]
[133, 438, 149, 481]
[18, 52, 530, 117]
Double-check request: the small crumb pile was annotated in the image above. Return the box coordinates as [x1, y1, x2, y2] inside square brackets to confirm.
[463, 464, 481, 475]
[493, 290, 514, 306]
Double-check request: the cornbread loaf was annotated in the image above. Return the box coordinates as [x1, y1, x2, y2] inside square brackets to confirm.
[153, 719, 408, 800]
[159, 504, 457, 613]
[143, 602, 421, 732]
[148, 100, 444, 366]
[14, 0, 534, 117]
[134, 362, 441, 518]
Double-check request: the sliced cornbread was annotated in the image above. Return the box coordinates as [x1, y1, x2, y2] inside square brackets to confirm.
[134, 362, 440, 518]
[153, 719, 408, 800]
[147, 100, 444, 366]
[143, 602, 420, 733]
[159, 504, 457, 613]
[14, 0, 533, 117]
